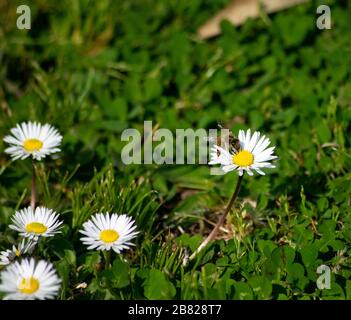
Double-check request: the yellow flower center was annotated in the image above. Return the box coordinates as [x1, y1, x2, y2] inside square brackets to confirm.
[15, 249, 21, 257]
[18, 277, 40, 295]
[25, 222, 47, 234]
[23, 139, 43, 152]
[100, 229, 119, 243]
[232, 150, 254, 167]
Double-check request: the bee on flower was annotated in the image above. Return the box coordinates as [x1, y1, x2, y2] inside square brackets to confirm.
[209, 129, 277, 176]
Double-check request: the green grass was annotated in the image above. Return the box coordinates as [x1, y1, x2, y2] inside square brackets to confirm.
[0, 0, 351, 300]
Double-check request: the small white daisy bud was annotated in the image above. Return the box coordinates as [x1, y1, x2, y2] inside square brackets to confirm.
[0, 239, 37, 266]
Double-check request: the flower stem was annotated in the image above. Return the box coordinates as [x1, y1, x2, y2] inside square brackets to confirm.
[189, 174, 244, 261]
[30, 161, 36, 210]
[104, 250, 111, 269]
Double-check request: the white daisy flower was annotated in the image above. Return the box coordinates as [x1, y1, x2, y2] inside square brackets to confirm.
[3, 121, 62, 161]
[9, 207, 63, 240]
[209, 143, 229, 165]
[0, 258, 61, 300]
[80, 213, 139, 253]
[0, 239, 37, 266]
[209, 129, 277, 176]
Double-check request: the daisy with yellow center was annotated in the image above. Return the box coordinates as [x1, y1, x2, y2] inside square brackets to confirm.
[190, 129, 278, 260]
[9, 207, 63, 240]
[0, 239, 37, 266]
[0, 258, 61, 300]
[3, 121, 62, 161]
[80, 213, 139, 253]
[209, 129, 277, 176]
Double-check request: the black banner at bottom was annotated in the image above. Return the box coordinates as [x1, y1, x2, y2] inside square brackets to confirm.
[0, 300, 347, 318]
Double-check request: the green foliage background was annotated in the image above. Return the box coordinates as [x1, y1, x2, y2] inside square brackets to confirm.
[0, 0, 351, 299]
